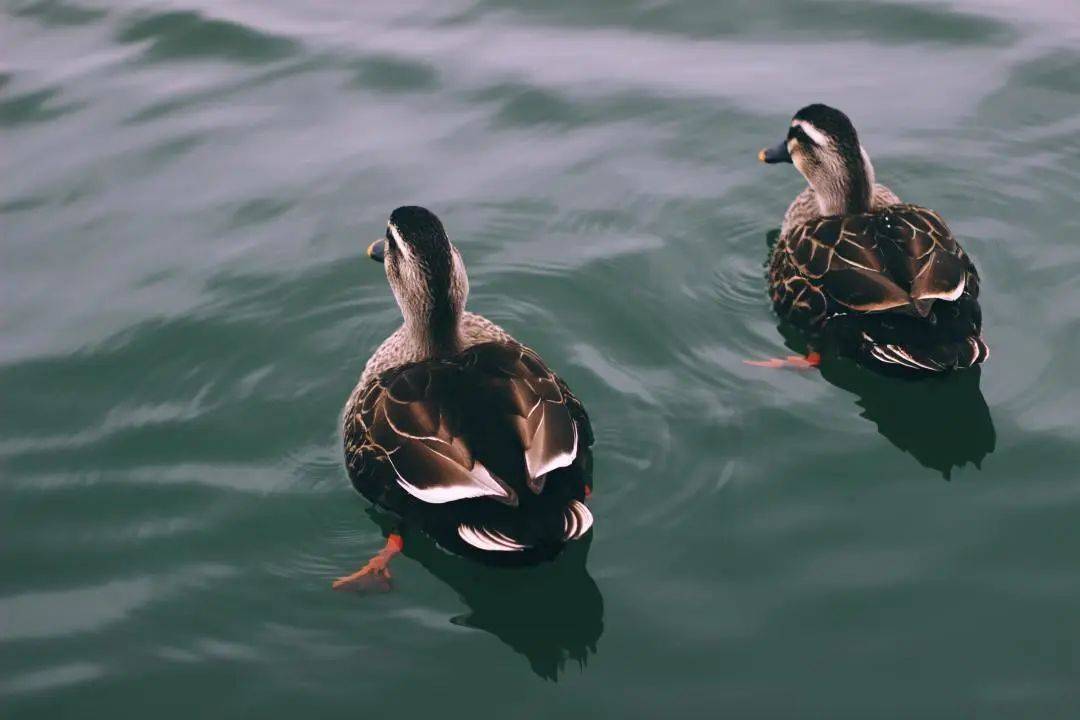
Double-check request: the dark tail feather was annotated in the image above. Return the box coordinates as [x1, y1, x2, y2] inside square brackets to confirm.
[862, 335, 989, 373]
[456, 500, 593, 554]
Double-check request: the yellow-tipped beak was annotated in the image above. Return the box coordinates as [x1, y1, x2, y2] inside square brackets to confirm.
[759, 140, 792, 164]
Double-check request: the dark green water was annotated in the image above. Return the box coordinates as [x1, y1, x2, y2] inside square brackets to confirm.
[3, 1, 1080, 717]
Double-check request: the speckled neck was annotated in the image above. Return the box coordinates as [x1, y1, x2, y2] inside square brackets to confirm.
[812, 148, 876, 216]
[403, 311, 464, 359]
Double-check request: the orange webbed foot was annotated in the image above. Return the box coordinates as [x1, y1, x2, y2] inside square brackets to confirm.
[744, 352, 821, 370]
[332, 533, 404, 592]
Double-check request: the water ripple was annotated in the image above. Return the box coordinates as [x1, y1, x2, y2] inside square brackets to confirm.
[4, 1, 1080, 715]
[115, 10, 300, 64]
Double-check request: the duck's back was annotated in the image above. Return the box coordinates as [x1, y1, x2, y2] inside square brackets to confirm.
[770, 202, 988, 372]
[343, 340, 593, 558]
[780, 184, 901, 240]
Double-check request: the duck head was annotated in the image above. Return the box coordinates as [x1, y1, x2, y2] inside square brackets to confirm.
[368, 206, 469, 356]
[759, 104, 876, 216]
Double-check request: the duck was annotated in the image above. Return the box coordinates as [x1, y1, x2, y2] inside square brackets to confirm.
[754, 103, 989, 373]
[334, 206, 594, 590]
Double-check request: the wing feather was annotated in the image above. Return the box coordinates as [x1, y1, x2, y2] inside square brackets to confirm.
[469, 344, 581, 495]
[353, 342, 588, 508]
[366, 364, 515, 505]
[780, 204, 973, 320]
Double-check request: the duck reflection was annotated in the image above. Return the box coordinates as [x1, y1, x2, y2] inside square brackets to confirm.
[774, 322, 996, 478]
[823, 360, 995, 478]
[367, 508, 604, 681]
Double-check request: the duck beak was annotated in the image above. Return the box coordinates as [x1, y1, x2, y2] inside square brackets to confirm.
[367, 239, 385, 263]
[758, 139, 792, 164]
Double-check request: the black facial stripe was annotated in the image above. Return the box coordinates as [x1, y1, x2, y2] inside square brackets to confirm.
[791, 104, 863, 154]
[787, 125, 815, 146]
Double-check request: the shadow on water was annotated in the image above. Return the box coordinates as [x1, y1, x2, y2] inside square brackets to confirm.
[367, 508, 604, 681]
[763, 229, 996, 478]
[819, 358, 996, 479]
[774, 319, 997, 479]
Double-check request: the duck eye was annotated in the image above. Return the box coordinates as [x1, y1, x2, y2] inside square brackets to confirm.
[790, 127, 813, 147]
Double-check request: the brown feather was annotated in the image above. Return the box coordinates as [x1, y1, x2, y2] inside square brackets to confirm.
[772, 203, 976, 322]
[346, 342, 588, 508]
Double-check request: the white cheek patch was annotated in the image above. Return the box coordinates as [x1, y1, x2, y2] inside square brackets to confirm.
[791, 119, 829, 147]
[387, 222, 411, 261]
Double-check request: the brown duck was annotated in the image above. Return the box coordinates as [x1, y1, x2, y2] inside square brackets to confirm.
[334, 206, 594, 589]
[755, 104, 989, 373]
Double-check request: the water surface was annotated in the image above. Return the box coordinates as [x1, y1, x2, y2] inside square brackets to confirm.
[3, 0, 1080, 717]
